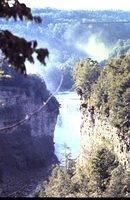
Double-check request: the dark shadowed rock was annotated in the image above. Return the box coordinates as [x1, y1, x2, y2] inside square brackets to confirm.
[0, 63, 60, 197]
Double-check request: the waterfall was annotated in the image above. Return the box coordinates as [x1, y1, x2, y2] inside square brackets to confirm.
[54, 92, 81, 162]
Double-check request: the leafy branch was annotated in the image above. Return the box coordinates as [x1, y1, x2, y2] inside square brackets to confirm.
[0, 0, 49, 75]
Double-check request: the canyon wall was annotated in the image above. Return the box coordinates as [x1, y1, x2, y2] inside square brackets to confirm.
[0, 68, 59, 196]
[73, 57, 130, 171]
[77, 104, 129, 170]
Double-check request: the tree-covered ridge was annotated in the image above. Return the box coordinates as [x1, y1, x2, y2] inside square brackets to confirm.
[89, 54, 130, 130]
[73, 58, 101, 99]
[34, 8, 130, 23]
[39, 148, 127, 198]
[109, 39, 130, 58]
[73, 55, 130, 131]
[1, 8, 130, 90]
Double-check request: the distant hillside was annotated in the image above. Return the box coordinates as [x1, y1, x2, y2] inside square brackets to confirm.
[1, 9, 130, 91]
[109, 39, 130, 58]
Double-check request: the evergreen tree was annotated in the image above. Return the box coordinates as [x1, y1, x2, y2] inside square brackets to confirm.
[39, 165, 74, 197]
[104, 165, 128, 197]
[39, 147, 127, 198]
[73, 58, 101, 100]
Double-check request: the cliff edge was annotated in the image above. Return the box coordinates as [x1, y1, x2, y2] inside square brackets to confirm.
[0, 64, 60, 196]
[73, 56, 129, 170]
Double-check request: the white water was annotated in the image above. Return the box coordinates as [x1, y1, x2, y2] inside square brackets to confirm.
[54, 92, 81, 162]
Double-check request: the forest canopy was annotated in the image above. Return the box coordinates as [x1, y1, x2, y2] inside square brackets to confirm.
[39, 148, 127, 198]
[73, 55, 130, 133]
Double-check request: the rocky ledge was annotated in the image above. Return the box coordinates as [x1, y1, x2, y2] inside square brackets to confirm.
[0, 65, 60, 197]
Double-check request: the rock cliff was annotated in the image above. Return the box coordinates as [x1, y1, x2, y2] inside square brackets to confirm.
[73, 56, 129, 171]
[78, 105, 129, 169]
[0, 65, 59, 196]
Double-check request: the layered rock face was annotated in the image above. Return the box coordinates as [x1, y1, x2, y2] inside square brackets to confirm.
[0, 68, 59, 196]
[73, 56, 130, 171]
[78, 105, 129, 169]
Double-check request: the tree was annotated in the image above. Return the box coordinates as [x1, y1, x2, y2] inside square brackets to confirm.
[104, 165, 128, 197]
[87, 148, 118, 194]
[38, 144, 77, 198]
[39, 165, 74, 198]
[60, 143, 76, 177]
[38, 146, 127, 198]
[89, 54, 130, 132]
[0, 0, 49, 75]
[73, 58, 101, 100]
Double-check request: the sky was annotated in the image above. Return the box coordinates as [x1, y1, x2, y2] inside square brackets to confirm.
[19, 0, 130, 10]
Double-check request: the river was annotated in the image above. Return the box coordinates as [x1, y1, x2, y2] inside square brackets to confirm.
[5, 91, 81, 197]
[54, 91, 81, 162]
[28, 92, 81, 197]
[29, 92, 81, 197]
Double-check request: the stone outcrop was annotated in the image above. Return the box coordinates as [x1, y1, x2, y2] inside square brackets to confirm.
[0, 66, 59, 196]
[78, 104, 129, 170]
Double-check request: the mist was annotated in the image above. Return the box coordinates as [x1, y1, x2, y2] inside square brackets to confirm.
[26, 32, 110, 92]
[76, 34, 110, 62]
[2, 8, 128, 92]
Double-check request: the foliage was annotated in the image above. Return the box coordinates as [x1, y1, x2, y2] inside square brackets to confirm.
[1, 8, 130, 89]
[109, 39, 130, 58]
[39, 165, 74, 198]
[46, 66, 73, 91]
[0, 0, 41, 22]
[0, 0, 49, 75]
[104, 165, 128, 197]
[60, 143, 76, 177]
[87, 148, 119, 195]
[89, 54, 130, 130]
[39, 148, 127, 198]
[62, 67, 73, 91]
[72, 58, 101, 99]
[73, 54, 130, 131]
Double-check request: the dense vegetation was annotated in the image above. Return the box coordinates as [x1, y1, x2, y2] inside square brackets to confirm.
[90, 55, 130, 131]
[73, 55, 130, 133]
[73, 58, 101, 99]
[0, 4, 129, 197]
[39, 147, 127, 197]
[109, 39, 130, 58]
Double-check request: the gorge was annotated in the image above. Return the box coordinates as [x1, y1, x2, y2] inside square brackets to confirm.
[54, 92, 81, 161]
[0, 5, 129, 198]
[0, 55, 129, 197]
[39, 55, 129, 197]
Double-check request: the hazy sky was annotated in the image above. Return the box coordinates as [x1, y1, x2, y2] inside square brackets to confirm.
[19, 0, 130, 10]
